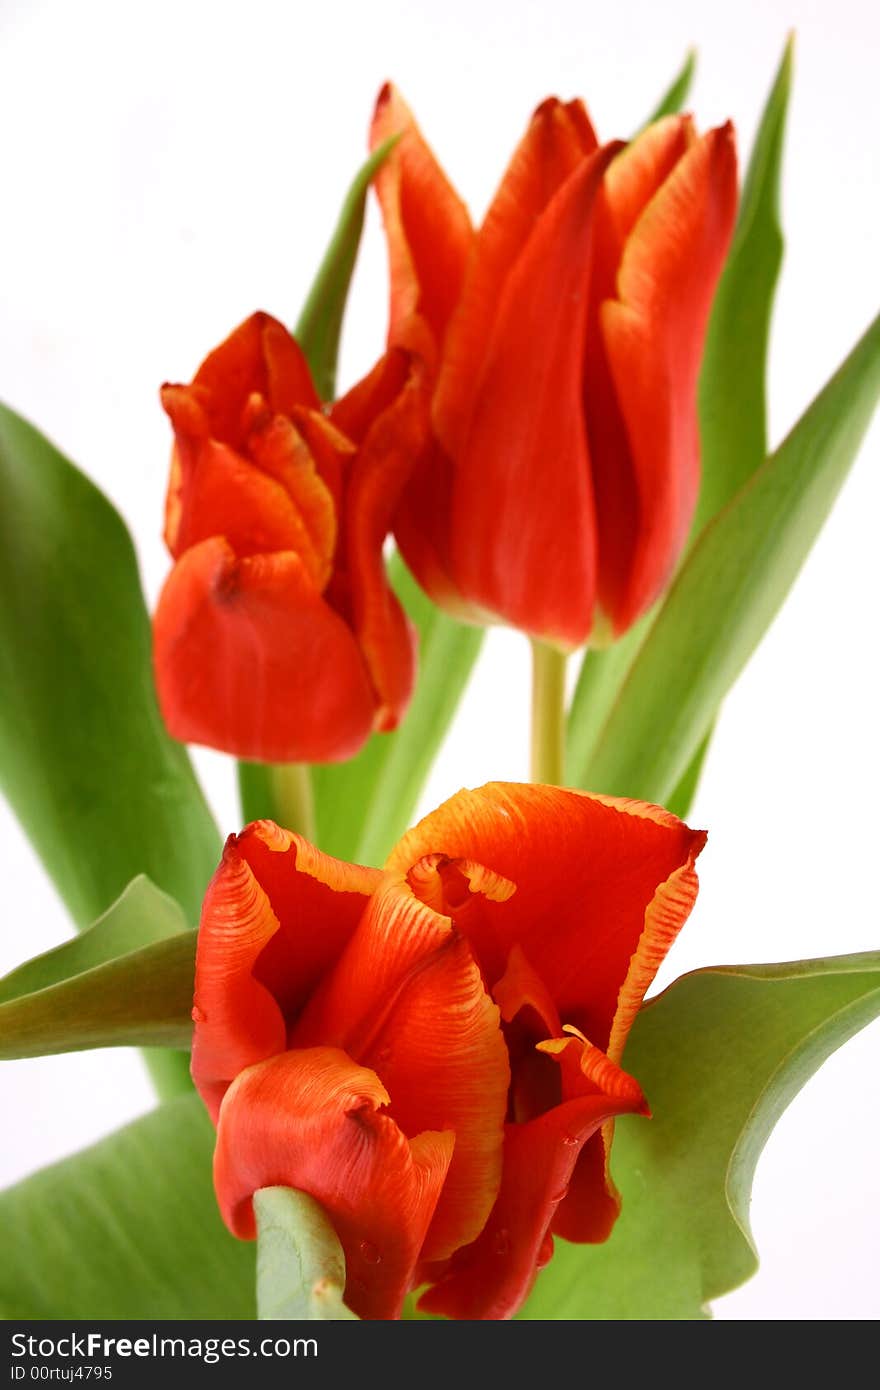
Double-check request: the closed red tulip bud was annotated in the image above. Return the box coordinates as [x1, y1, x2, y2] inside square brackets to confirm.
[153, 312, 421, 763]
[372, 87, 738, 646]
[191, 783, 706, 1319]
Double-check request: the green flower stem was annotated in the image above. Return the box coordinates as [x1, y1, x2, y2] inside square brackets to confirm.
[268, 763, 316, 841]
[530, 640, 567, 786]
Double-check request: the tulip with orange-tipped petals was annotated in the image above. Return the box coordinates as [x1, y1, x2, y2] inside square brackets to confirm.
[371, 87, 738, 646]
[191, 783, 706, 1319]
[153, 312, 422, 762]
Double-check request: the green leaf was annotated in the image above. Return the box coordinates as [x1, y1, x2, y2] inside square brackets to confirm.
[582, 309, 880, 806]
[638, 48, 697, 131]
[295, 135, 400, 401]
[522, 951, 880, 1319]
[311, 555, 483, 864]
[663, 724, 713, 821]
[0, 931, 195, 1059]
[0, 875, 187, 1006]
[0, 1094, 255, 1319]
[567, 42, 793, 796]
[0, 929, 194, 1057]
[693, 37, 793, 534]
[255, 1187, 358, 1320]
[0, 403, 221, 931]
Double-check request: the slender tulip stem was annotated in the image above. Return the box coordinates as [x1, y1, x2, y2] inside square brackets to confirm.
[268, 763, 317, 841]
[530, 640, 567, 786]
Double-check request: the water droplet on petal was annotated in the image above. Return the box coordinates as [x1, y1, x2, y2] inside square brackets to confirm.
[551, 1185, 569, 1204]
[359, 1240, 381, 1265]
[536, 1233, 554, 1269]
[191, 1005, 206, 1023]
[561, 1133, 579, 1147]
[493, 1228, 510, 1257]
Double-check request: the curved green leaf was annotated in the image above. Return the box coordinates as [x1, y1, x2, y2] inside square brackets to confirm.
[255, 1187, 358, 1320]
[693, 36, 793, 533]
[522, 950, 880, 1319]
[0, 870, 195, 1065]
[583, 309, 880, 805]
[0, 403, 220, 929]
[0, 932, 195, 1059]
[0, 1095, 255, 1319]
[295, 134, 399, 401]
[638, 49, 697, 131]
[0, 875, 187, 1006]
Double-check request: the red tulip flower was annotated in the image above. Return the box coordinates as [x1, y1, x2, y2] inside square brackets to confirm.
[372, 88, 738, 645]
[153, 312, 421, 763]
[191, 783, 705, 1319]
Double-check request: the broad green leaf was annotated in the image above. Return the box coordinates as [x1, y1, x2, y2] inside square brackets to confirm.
[567, 43, 792, 794]
[0, 875, 187, 1006]
[0, 931, 195, 1058]
[522, 951, 880, 1319]
[638, 49, 696, 131]
[255, 1187, 358, 1320]
[295, 135, 399, 401]
[0, 405, 220, 1094]
[0, 1094, 255, 1319]
[311, 556, 483, 864]
[693, 37, 793, 534]
[583, 310, 880, 805]
[0, 403, 221, 931]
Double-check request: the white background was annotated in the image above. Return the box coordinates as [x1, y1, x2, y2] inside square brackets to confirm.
[1, 0, 878, 1320]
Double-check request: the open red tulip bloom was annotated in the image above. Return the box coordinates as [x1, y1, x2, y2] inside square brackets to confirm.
[153, 312, 420, 763]
[372, 87, 738, 646]
[192, 782, 706, 1319]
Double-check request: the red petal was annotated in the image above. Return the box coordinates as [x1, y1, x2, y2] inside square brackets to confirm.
[157, 433, 335, 589]
[214, 1047, 453, 1319]
[342, 368, 425, 729]
[292, 878, 510, 1261]
[393, 435, 481, 620]
[189, 838, 286, 1121]
[358, 351, 481, 619]
[595, 122, 738, 632]
[164, 313, 319, 456]
[388, 783, 706, 1058]
[434, 97, 599, 462]
[245, 414, 337, 590]
[538, 1029, 648, 1242]
[582, 119, 694, 632]
[493, 942, 562, 1039]
[290, 409, 354, 520]
[418, 1087, 637, 1320]
[371, 84, 473, 362]
[153, 537, 376, 762]
[446, 146, 621, 648]
[191, 824, 379, 1119]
